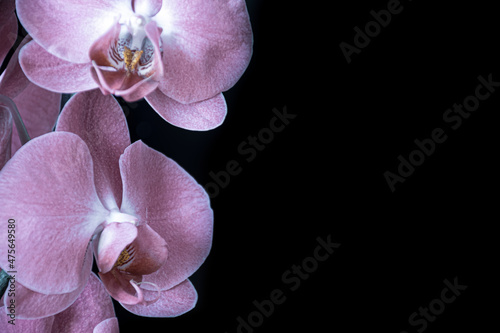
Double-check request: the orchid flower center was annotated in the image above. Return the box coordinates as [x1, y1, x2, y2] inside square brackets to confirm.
[123, 47, 143, 74]
[108, 15, 160, 78]
[114, 244, 136, 270]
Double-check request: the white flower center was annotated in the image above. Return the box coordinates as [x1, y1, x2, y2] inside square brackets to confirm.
[108, 15, 161, 77]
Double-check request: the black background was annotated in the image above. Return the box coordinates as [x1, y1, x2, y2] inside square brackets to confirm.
[38, 0, 499, 332]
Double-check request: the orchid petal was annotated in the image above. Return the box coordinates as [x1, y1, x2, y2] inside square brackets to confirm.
[0, 132, 108, 294]
[0, 36, 61, 155]
[16, 0, 134, 63]
[0, 36, 32, 99]
[51, 273, 117, 333]
[156, 0, 253, 103]
[11, 84, 61, 155]
[121, 279, 197, 317]
[120, 224, 168, 276]
[56, 90, 130, 210]
[146, 90, 227, 131]
[93, 318, 120, 333]
[144, 20, 164, 80]
[0, 273, 117, 330]
[0, 309, 54, 332]
[19, 41, 97, 93]
[88, 21, 121, 69]
[2, 263, 91, 319]
[119, 141, 213, 290]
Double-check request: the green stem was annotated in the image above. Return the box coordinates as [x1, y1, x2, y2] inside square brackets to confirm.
[0, 94, 30, 145]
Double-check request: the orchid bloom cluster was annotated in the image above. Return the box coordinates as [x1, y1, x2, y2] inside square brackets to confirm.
[0, 0, 252, 331]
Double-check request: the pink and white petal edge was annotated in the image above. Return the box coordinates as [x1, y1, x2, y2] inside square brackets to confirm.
[0, 133, 108, 294]
[146, 90, 227, 131]
[121, 279, 198, 317]
[119, 141, 213, 290]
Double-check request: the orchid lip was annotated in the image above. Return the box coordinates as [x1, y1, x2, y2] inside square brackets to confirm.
[88, 14, 165, 101]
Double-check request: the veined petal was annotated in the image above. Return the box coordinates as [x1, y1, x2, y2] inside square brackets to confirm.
[11, 84, 61, 155]
[51, 273, 117, 332]
[93, 318, 120, 333]
[0, 132, 108, 294]
[121, 279, 197, 317]
[0, 273, 117, 330]
[118, 224, 168, 276]
[0, 36, 33, 100]
[156, 0, 253, 103]
[0, 108, 12, 169]
[0, 308, 54, 333]
[146, 90, 227, 131]
[119, 141, 213, 290]
[2, 258, 91, 319]
[56, 90, 130, 210]
[19, 41, 96, 93]
[16, 0, 134, 63]
[0, 36, 62, 156]
[88, 21, 122, 71]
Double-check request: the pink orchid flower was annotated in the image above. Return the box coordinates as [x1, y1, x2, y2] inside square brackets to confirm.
[1, 32, 61, 170]
[0, 35, 61, 156]
[0, 273, 119, 333]
[0, 89, 213, 318]
[17, 0, 253, 130]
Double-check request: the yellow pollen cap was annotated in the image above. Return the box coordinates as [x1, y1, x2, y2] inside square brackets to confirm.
[123, 46, 143, 73]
